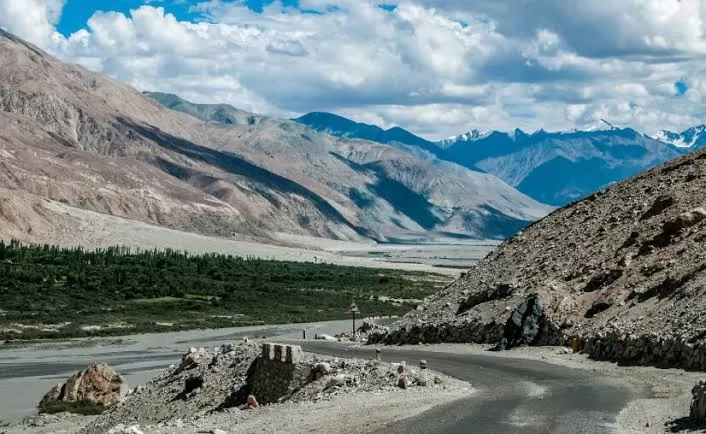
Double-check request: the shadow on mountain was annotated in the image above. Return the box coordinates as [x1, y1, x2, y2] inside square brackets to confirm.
[369, 177, 442, 230]
[471, 205, 533, 239]
[119, 118, 371, 238]
[517, 156, 625, 206]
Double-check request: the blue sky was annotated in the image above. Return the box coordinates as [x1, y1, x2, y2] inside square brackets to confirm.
[0, 0, 704, 139]
[56, 1, 304, 36]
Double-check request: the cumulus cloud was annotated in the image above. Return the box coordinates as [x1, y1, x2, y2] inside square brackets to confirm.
[5, 0, 706, 139]
[0, 0, 65, 48]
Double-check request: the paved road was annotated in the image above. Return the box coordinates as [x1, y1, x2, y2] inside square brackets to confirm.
[0, 321, 634, 432]
[296, 341, 634, 434]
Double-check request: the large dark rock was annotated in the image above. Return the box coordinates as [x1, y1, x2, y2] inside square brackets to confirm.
[493, 293, 545, 351]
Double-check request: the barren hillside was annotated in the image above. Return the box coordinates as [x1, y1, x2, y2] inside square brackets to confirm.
[378, 144, 706, 370]
[0, 29, 550, 245]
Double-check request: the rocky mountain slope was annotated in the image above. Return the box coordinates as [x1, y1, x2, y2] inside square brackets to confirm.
[375, 144, 706, 370]
[442, 127, 685, 206]
[293, 112, 443, 158]
[0, 29, 549, 245]
[143, 92, 266, 127]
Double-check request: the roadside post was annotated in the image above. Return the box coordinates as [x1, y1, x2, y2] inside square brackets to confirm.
[376, 348, 381, 361]
[345, 302, 360, 337]
[419, 360, 428, 386]
[302, 328, 307, 340]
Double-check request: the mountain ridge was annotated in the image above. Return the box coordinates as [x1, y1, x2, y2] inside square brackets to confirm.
[0, 29, 550, 247]
[294, 110, 695, 206]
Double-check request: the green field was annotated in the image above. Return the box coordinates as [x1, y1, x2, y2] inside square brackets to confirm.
[0, 240, 449, 341]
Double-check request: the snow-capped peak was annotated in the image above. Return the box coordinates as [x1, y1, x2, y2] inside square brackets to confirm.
[437, 129, 490, 148]
[654, 125, 706, 148]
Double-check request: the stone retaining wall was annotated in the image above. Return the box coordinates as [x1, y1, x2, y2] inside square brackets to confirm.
[250, 343, 312, 405]
[372, 321, 706, 371]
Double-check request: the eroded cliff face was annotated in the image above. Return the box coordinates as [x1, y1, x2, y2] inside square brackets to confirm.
[378, 146, 706, 369]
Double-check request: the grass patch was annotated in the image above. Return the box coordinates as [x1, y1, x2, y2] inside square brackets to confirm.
[38, 400, 106, 416]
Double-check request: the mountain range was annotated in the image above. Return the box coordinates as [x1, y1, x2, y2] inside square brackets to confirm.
[297, 115, 704, 206]
[0, 29, 550, 247]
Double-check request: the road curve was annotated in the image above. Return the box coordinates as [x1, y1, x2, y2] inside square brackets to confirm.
[297, 341, 634, 434]
[0, 321, 635, 431]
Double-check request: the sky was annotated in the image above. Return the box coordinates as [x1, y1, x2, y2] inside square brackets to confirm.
[0, 0, 705, 140]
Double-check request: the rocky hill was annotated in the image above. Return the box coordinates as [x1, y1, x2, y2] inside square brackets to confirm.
[0, 29, 549, 245]
[375, 145, 706, 370]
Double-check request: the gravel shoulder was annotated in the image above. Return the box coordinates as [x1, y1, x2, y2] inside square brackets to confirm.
[2, 386, 473, 434]
[144, 387, 474, 434]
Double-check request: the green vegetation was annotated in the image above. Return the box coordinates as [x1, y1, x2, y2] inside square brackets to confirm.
[38, 400, 106, 416]
[0, 240, 448, 341]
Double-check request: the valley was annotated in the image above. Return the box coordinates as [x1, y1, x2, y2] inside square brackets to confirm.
[1, 3, 706, 431]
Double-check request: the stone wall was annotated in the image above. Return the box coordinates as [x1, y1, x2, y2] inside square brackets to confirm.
[250, 343, 313, 405]
[372, 320, 706, 371]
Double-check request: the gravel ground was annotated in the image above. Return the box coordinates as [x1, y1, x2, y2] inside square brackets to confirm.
[1, 388, 472, 434]
[145, 387, 474, 434]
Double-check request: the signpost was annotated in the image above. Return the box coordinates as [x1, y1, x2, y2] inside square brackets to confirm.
[345, 302, 360, 336]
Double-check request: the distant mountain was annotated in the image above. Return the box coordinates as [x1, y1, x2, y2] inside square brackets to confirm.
[655, 125, 706, 149]
[0, 29, 551, 245]
[439, 127, 686, 206]
[144, 92, 265, 126]
[293, 110, 699, 207]
[294, 112, 443, 158]
[437, 129, 487, 149]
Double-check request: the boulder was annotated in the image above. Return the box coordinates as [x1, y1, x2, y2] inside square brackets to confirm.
[314, 362, 332, 377]
[177, 347, 212, 372]
[39, 362, 128, 409]
[493, 293, 545, 350]
[246, 395, 260, 409]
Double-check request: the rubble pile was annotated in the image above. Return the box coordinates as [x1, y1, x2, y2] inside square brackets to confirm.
[78, 341, 452, 434]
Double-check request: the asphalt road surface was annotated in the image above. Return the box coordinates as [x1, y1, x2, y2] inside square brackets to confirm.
[296, 341, 634, 434]
[1, 321, 634, 432]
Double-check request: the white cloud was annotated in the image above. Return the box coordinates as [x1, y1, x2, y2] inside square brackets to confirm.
[0, 0, 65, 48]
[4, 0, 706, 139]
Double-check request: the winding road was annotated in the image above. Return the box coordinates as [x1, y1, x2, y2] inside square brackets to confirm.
[297, 341, 633, 434]
[0, 321, 634, 432]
